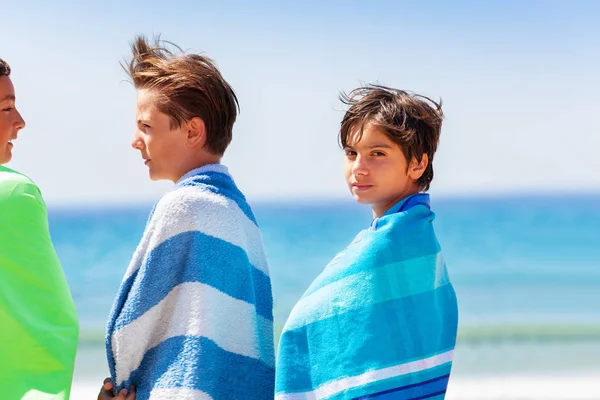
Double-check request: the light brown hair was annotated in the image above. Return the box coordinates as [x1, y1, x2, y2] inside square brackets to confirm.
[125, 35, 239, 155]
[339, 85, 443, 191]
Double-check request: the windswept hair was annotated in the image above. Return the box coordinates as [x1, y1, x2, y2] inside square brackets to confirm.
[339, 85, 443, 191]
[124, 35, 239, 155]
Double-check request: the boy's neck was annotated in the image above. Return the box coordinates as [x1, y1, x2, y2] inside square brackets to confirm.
[372, 189, 421, 218]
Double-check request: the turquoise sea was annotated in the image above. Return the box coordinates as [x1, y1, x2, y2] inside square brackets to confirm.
[47, 194, 600, 379]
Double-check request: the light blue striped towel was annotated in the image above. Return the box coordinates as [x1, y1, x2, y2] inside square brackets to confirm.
[275, 193, 459, 400]
[106, 164, 275, 400]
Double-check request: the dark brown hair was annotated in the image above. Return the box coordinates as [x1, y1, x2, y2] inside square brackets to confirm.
[339, 84, 443, 191]
[124, 35, 239, 155]
[0, 58, 11, 77]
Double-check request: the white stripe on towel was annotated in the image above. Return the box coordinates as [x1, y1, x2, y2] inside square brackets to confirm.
[113, 281, 273, 384]
[124, 187, 269, 280]
[275, 350, 454, 400]
[148, 388, 213, 400]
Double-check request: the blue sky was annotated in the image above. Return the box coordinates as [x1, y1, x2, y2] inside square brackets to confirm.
[3, 0, 599, 204]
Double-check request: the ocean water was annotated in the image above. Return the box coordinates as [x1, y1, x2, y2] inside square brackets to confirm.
[47, 194, 600, 377]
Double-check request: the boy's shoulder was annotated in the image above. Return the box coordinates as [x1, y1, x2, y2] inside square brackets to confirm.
[145, 184, 262, 254]
[0, 165, 42, 203]
[0, 164, 36, 185]
[153, 179, 257, 226]
[149, 184, 244, 226]
[157, 184, 229, 213]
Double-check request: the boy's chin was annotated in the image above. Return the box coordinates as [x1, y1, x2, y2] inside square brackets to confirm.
[0, 150, 11, 164]
[148, 170, 166, 182]
[148, 170, 179, 183]
[352, 193, 375, 205]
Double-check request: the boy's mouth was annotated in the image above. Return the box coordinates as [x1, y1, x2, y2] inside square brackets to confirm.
[352, 183, 373, 192]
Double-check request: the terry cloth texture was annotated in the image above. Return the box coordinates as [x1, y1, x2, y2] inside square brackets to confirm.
[106, 164, 275, 400]
[275, 193, 458, 400]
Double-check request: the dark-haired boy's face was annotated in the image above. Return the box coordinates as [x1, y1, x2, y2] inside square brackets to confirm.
[0, 76, 26, 164]
[344, 123, 425, 216]
[132, 89, 190, 182]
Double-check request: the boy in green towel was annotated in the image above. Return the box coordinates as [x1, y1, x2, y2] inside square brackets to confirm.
[0, 57, 79, 399]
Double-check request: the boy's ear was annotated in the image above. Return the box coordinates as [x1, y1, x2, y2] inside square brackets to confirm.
[185, 117, 206, 148]
[408, 154, 428, 180]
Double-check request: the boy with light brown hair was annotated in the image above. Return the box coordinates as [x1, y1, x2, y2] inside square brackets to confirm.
[99, 36, 275, 400]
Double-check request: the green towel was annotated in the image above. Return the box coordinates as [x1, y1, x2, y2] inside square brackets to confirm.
[0, 165, 79, 400]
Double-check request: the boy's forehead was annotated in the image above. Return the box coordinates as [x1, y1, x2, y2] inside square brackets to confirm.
[136, 88, 158, 108]
[136, 89, 160, 117]
[347, 122, 394, 147]
[0, 76, 15, 100]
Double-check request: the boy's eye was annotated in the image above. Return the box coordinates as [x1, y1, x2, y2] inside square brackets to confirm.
[345, 150, 357, 156]
[372, 151, 385, 157]
[2, 107, 13, 112]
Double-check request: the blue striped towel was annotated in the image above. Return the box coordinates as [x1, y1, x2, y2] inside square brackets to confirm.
[275, 193, 459, 400]
[106, 164, 275, 400]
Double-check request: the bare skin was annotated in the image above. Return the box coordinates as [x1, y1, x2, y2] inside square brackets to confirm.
[97, 378, 135, 400]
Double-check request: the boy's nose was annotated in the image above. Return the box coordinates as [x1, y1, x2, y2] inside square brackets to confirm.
[15, 110, 25, 130]
[352, 155, 368, 175]
[131, 131, 143, 149]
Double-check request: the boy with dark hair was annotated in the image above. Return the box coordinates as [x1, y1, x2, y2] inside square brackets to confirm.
[276, 85, 459, 399]
[0, 57, 79, 400]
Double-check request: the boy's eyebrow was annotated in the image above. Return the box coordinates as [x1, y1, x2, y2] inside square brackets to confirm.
[345, 143, 394, 150]
[368, 143, 393, 149]
[0, 94, 15, 102]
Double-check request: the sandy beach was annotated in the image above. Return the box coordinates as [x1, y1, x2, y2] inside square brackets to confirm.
[70, 343, 600, 399]
[69, 373, 600, 399]
[446, 374, 599, 399]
